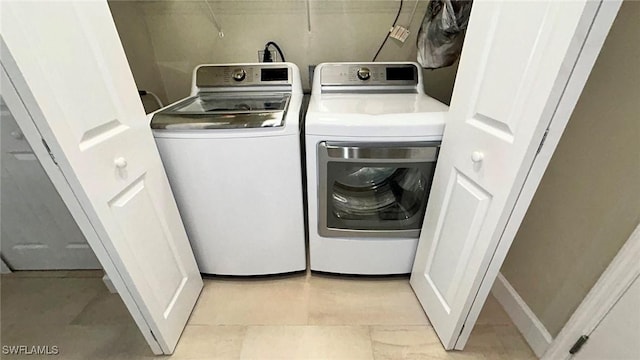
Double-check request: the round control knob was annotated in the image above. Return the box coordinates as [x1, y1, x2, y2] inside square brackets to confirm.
[232, 68, 246, 82]
[357, 67, 371, 81]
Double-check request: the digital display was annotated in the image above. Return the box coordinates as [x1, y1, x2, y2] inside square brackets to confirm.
[386, 67, 416, 81]
[261, 68, 288, 82]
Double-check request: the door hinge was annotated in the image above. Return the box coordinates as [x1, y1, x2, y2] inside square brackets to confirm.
[41, 138, 58, 165]
[569, 335, 589, 354]
[536, 128, 549, 155]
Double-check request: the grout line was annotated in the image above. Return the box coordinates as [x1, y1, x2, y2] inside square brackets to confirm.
[367, 325, 376, 360]
[237, 325, 250, 359]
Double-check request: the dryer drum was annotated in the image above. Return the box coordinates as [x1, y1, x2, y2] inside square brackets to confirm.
[331, 167, 427, 221]
[334, 167, 397, 190]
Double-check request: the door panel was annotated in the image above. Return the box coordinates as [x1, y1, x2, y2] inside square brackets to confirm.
[427, 170, 491, 309]
[108, 175, 188, 311]
[410, 0, 598, 350]
[471, 2, 551, 140]
[2, 1, 202, 354]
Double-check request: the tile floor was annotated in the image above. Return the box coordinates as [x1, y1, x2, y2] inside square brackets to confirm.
[0, 270, 536, 359]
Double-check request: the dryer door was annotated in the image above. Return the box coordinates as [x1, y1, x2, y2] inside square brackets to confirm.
[318, 142, 439, 238]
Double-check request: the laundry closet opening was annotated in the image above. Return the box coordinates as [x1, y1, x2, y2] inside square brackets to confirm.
[1, 0, 624, 358]
[110, 1, 624, 354]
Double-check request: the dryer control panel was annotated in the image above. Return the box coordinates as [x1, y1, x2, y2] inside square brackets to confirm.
[320, 63, 418, 87]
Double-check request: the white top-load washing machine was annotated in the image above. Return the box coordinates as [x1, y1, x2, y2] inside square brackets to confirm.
[305, 62, 449, 275]
[151, 63, 305, 275]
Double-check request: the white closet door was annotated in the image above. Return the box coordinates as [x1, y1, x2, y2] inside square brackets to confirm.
[410, 0, 608, 350]
[2, 1, 202, 354]
[574, 274, 640, 360]
[1, 100, 100, 270]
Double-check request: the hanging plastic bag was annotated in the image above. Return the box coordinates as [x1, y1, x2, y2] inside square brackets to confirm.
[417, 0, 473, 69]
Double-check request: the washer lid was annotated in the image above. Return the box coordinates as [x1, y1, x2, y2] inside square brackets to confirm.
[150, 92, 290, 130]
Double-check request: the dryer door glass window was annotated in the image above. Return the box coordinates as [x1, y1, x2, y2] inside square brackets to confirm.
[327, 163, 434, 230]
[318, 142, 439, 238]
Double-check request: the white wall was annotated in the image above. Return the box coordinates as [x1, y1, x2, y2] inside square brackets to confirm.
[108, 0, 460, 107]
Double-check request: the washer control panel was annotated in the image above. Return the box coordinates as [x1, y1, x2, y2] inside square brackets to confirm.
[196, 65, 291, 88]
[320, 63, 418, 86]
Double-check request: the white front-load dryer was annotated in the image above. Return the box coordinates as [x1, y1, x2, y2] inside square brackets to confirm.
[150, 63, 306, 276]
[305, 62, 449, 275]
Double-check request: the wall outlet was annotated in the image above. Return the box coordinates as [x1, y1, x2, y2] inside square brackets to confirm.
[258, 49, 278, 62]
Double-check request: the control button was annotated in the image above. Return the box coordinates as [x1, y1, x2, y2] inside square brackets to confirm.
[357, 67, 371, 81]
[232, 68, 246, 82]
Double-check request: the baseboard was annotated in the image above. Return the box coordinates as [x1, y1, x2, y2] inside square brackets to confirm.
[1, 257, 12, 274]
[102, 273, 118, 294]
[491, 273, 553, 358]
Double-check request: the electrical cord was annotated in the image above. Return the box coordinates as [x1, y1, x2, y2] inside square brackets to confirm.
[138, 90, 164, 110]
[372, 0, 404, 62]
[263, 41, 286, 62]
